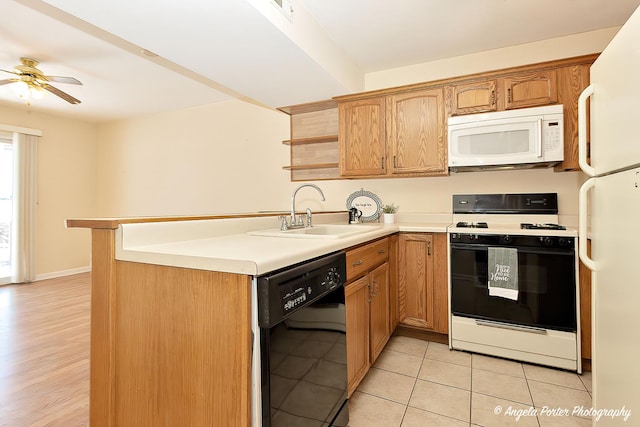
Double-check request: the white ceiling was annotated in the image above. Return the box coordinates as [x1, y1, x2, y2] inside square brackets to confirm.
[1, 0, 639, 123]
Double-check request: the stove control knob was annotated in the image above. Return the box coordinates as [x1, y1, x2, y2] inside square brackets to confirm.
[558, 238, 571, 247]
[502, 235, 512, 244]
[541, 236, 554, 246]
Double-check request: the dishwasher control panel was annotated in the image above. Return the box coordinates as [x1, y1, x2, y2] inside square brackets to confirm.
[257, 251, 346, 328]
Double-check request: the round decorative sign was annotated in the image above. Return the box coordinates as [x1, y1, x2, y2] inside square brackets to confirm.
[346, 189, 383, 222]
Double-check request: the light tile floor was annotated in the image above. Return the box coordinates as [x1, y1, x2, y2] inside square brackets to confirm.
[348, 336, 592, 426]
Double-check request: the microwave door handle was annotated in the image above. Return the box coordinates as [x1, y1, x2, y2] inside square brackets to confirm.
[537, 118, 543, 158]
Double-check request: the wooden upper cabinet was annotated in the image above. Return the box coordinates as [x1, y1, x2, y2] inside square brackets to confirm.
[502, 70, 558, 109]
[338, 88, 447, 178]
[555, 64, 591, 171]
[332, 54, 597, 176]
[339, 98, 386, 177]
[387, 88, 447, 175]
[449, 80, 498, 115]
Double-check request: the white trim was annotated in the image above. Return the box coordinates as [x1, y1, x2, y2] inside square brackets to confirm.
[0, 124, 43, 137]
[35, 266, 91, 281]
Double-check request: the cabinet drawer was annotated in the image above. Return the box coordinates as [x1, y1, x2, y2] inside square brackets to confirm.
[346, 238, 389, 281]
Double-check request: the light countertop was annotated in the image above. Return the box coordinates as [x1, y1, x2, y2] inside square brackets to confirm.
[114, 213, 450, 276]
[77, 211, 578, 276]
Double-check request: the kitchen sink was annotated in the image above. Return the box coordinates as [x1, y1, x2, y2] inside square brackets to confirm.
[247, 224, 379, 239]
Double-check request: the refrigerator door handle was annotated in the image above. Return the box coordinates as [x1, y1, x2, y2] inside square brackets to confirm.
[579, 177, 597, 270]
[578, 84, 595, 177]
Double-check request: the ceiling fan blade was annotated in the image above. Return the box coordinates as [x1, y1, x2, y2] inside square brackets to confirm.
[0, 79, 17, 86]
[1, 68, 19, 76]
[44, 75, 82, 85]
[42, 84, 81, 105]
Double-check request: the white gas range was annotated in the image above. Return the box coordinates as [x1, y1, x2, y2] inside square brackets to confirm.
[447, 193, 581, 372]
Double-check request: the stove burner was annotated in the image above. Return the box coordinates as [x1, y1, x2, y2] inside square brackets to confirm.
[456, 221, 488, 229]
[520, 223, 566, 230]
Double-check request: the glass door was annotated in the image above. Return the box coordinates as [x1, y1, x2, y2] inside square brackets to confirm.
[0, 137, 12, 284]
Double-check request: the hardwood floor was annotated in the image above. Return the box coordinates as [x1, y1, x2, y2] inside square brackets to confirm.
[0, 273, 90, 427]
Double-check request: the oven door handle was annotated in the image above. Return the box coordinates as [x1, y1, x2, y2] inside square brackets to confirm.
[579, 178, 597, 271]
[451, 243, 574, 256]
[476, 319, 547, 335]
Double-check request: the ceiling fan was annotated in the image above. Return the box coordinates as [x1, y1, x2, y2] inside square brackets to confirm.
[0, 57, 82, 104]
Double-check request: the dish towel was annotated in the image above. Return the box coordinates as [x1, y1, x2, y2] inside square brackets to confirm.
[488, 247, 519, 301]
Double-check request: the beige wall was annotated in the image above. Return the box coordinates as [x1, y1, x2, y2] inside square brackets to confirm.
[365, 27, 619, 90]
[0, 103, 98, 279]
[95, 100, 292, 217]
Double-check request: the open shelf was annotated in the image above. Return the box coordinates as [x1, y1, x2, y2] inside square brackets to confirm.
[278, 100, 340, 181]
[283, 135, 338, 146]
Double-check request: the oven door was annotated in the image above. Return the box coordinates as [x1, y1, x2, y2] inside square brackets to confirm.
[450, 238, 576, 331]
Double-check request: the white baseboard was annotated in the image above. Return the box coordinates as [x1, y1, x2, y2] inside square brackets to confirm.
[35, 266, 91, 281]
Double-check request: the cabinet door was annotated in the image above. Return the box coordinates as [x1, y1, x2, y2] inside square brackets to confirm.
[398, 233, 435, 330]
[387, 88, 447, 175]
[555, 64, 591, 171]
[449, 80, 498, 115]
[368, 262, 390, 363]
[345, 275, 370, 397]
[339, 98, 386, 177]
[502, 70, 557, 109]
[388, 234, 399, 331]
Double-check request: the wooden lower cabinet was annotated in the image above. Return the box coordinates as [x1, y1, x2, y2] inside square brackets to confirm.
[369, 263, 390, 362]
[345, 275, 370, 395]
[345, 261, 391, 396]
[398, 233, 448, 334]
[344, 238, 391, 396]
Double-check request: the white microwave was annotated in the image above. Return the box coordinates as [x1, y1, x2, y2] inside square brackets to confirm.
[447, 104, 564, 170]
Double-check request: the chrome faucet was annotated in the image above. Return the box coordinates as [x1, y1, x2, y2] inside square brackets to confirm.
[288, 183, 326, 229]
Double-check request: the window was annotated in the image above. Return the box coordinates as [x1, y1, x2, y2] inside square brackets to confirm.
[0, 126, 39, 285]
[0, 132, 12, 284]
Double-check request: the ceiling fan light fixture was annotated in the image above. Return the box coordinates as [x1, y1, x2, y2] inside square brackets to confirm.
[1, 57, 81, 104]
[10, 80, 45, 101]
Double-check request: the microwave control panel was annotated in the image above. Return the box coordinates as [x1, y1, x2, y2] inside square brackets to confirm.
[543, 119, 563, 152]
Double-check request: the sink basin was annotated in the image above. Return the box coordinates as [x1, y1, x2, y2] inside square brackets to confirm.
[247, 224, 379, 239]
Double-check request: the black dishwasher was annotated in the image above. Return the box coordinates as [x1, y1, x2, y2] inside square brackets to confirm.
[257, 251, 349, 427]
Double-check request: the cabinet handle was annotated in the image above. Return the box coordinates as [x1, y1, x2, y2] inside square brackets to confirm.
[377, 249, 386, 255]
[393, 156, 397, 168]
[490, 90, 495, 105]
[352, 259, 363, 267]
[368, 284, 375, 300]
[427, 241, 431, 256]
[381, 157, 385, 170]
[507, 88, 512, 103]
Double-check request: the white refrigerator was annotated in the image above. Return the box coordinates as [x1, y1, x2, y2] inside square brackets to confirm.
[578, 5, 640, 425]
